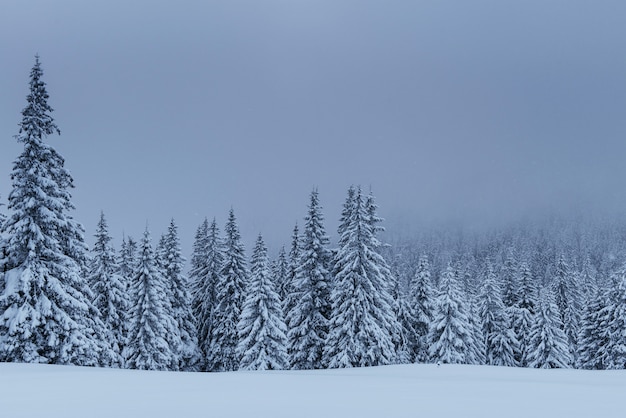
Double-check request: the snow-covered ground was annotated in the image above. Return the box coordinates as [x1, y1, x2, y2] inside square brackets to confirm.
[1, 362, 624, 417]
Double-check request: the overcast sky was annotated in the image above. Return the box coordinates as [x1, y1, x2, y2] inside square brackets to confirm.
[1, 1, 626, 255]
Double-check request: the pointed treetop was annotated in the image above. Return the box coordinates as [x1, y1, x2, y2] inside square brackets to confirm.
[17, 55, 60, 141]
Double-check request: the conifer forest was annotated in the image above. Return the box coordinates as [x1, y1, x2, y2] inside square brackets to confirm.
[3, 57, 626, 374]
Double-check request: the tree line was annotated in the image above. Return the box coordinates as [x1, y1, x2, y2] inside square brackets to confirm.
[1, 57, 625, 372]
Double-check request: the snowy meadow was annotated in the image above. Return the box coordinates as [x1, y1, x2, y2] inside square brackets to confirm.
[1, 362, 624, 418]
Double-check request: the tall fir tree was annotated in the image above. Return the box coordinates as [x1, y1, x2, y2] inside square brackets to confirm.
[287, 190, 332, 369]
[467, 295, 486, 365]
[501, 249, 520, 308]
[207, 209, 248, 371]
[325, 187, 397, 368]
[0, 57, 103, 365]
[237, 234, 288, 370]
[514, 262, 539, 366]
[391, 270, 417, 364]
[409, 255, 434, 363]
[274, 246, 290, 303]
[336, 186, 356, 244]
[118, 235, 137, 291]
[190, 218, 224, 371]
[87, 212, 128, 367]
[161, 219, 200, 371]
[577, 284, 610, 370]
[126, 229, 177, 370]
[526, 290, 572, 369]
[595, 267, 626, 369]
[478, 262, 518, 367]
[0, 198, 7, 294]
[427, 264, 472, 364]
[282, 224, 300, 334]
[0, 199, 5, 230]
[365, 190, 404, 364]
[551, 255, 581, 366]
[392, 280, 418, 364]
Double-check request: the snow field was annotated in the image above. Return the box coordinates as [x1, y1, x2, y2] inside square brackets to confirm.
[1, 362, 624, 418]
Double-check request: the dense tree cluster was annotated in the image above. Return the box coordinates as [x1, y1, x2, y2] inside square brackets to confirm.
[2, 57, 626, 372]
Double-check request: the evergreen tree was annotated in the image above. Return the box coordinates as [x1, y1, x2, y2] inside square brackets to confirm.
[0, 200, 5, 231]
[467, 295, 486, 365]
[237, 234, 288, 370]
[478, 262, 518, 367]
[501, 249, 519, 308]
[162, 219, 200, 371]
[274, 246, 289, 302]
[189, 219, 210, 286]
[0, 199, 7, 294]
[409, 255, 434, 363]
[282, 224, 300, 333]
[325, 188, 397, 368]
[595, 268, 626, 369]
[392, 277, 417, 364]
[578, 284, 609, 369]
[526, 290, 572, 369]
[155, 233, 168, 272]
[514, 262, 539, 367]
[427, 264, 472, 364]
[87, 212, 128, 367]
[287, 190, 332, 369]
[118, 235, 137, 291]
[190, 218, 224, 371]
[0, 57, 102, 365]
[365, 190, 404, 364]
[126, 229, 177, 370]
[551, 255, 581, 366]
[336, 186, 356, 243]
[207, 209, 248, 371]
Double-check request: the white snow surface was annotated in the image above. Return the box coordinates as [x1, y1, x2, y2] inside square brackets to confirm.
[0, 362, 624, 417]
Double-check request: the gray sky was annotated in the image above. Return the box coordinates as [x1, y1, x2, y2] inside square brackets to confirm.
[1, 0, 626, 255]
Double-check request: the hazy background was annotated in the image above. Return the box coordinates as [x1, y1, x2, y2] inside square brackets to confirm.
[1, 0, 626, 256]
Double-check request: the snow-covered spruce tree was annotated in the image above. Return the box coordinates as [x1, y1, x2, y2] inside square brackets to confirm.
[325, 187, 397, 368]
[392, 274, 417, 364]
[189, 218, 210, 284]
[365, 190, 404, 364]
[287, 189, 332, 370]
[467, 295, 486, 365]
[0, 199, 5, 230]
[190, 218, 224, 371]
[427, 264, 472, 364]
[237, 234, 288, 370]
[501, 249, 519, 309]
[409, 255, 434, 363]
[162, 219, 200, 371]
[526, 290, 572, 369]
[478, 262, 518, 367]
[282, 223, 300, 333]
[207, 209, 248, 371]
[577, 284, 609, 370]
[0, 198, 7, 294]
[189, 219, 210, 344]
[551, 255, 581, 366]
[118, 235, 137, 291]
[0, 57, 104, 365]
[155, 233, 168, 272]
[514, 262, 539, 367]
[595, 268, 626, 369]
[274, 246, 289, 303]
[337, 185, 356, 242]
[126, 229, 177, 370]
[87, 212, 128, 367]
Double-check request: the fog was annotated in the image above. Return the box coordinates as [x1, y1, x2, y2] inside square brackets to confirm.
[1, 0, 625, 254]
